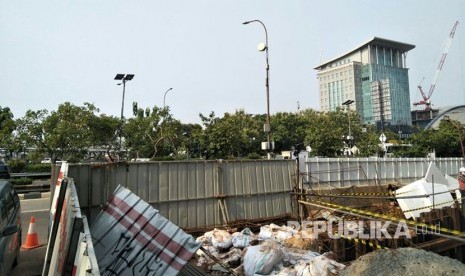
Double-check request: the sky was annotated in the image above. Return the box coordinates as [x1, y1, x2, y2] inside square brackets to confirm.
[1, 1, 464, 124]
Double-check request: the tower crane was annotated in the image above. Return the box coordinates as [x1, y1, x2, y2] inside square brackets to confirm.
[413, 20, 459, 110]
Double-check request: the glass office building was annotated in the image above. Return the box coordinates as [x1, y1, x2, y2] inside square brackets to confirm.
[314, 37, 415, 127]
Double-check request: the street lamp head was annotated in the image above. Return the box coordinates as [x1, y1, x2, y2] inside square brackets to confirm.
[257, 42, 267, 51]
[124, 74, 135, 81]
[242, 21, 251, 25]
[114, 74, 125, 80]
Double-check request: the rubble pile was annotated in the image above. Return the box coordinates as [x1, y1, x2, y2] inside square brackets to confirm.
[195, 224, 346, 276]
[340, 247, 465, 276]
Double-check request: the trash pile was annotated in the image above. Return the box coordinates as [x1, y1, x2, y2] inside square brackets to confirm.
[195, 223, 346, 275]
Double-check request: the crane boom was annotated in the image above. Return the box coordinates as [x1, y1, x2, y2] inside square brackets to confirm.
[426, 20, 459, 99]
[413, 20, 460, 109]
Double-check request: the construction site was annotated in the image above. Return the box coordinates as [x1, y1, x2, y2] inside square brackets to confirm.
[185, 159, 465, 275]
[34, 156, 464, 275]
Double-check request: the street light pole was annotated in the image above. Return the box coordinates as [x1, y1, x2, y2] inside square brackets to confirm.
[114, 74, 135, 119]
[114, 74, 135, 155]
[163, 88, 173, 109]
[243, 19, 272, 158]
[342, 99, 354, 155]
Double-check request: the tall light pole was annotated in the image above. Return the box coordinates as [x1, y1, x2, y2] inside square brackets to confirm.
[114, 73, 135, 154]
[342, 99, 354, 155]
[163, 87, 173, 109]
[444, 115, 465, 162]
[243, 19, 272, 158]
[114, 74, 135, 119]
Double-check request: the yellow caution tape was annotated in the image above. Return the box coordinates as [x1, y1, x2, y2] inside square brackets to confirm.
[304, 199, 465, 238]
[335, 234, 385, 250]
[309, 189, 415, 198]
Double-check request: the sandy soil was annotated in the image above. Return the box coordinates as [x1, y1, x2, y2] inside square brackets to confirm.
[340, 247, 465, 276]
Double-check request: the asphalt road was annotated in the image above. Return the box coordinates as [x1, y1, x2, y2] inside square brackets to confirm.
[11, 198, 50, 276]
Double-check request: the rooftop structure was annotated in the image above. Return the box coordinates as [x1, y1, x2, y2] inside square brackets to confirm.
[314, 37, 415, 128]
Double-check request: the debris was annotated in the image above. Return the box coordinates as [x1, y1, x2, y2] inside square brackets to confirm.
[203, 228, 233, 250]
[258, 223, 298, 242]
[305, 255, 346, 276]
[283, 232, 318, 251]
[193, 224, 345, 276]
[282, 247, 320, 265]
[232, 228, 257, 248]
[243, 240, 285, 276]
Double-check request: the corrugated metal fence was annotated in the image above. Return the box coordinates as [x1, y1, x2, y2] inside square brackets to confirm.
[65, 157, 464, 230]
[303, 157, 464, 188]
[67, 160, 296, 230]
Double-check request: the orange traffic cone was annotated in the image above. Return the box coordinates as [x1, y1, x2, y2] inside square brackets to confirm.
[21, 216, 41, 250]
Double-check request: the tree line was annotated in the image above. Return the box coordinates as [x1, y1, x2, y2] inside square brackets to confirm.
[0, 103, 464, 163]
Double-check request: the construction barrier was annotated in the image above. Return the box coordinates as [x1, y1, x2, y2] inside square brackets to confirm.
[73, 216, 100, 276]
[42, 177, 100, 276]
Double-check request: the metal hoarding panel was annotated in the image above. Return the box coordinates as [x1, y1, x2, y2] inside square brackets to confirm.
[304, 157, 464, 188]
[48, 162, 69, 231]
[90, 185, 201, 275]
[45, 178, 83, 276]
[68, 160, 295, 229]
[223, 160, 294, 222]
[73, 216, 100, 276]
[43, 178, 68, 276]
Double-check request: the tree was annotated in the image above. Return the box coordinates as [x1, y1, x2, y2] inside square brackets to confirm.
[271, 112, 308, 152]
[15, 103, 110, 163]
[408, 119, 465, 158]
[124, 102, 182, 159]
[87, 114, 121, 161]
[42, 102, 101, 162]
[301, 109, 345, 157]
[179, 123, 203, 159]
[199, 110, 262, 159]
[14, 109, 48, 161]
[0, 106, 15, 159]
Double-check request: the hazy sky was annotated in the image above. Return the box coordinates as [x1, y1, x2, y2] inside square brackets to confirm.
[1, 1, 464, 124]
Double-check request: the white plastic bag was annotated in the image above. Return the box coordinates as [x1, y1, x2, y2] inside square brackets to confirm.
[258, 224, 297, 242]
[243, 240, 285, 276]
[232, 228, 256, 248]
[203, 228, 233, 250]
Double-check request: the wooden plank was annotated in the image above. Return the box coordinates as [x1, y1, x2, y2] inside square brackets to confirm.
[417, 237, 465, 253]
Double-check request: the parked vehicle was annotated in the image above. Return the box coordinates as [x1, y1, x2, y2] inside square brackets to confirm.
[41, 158, 63, 164]
[0, 180, 21, 275]
[40, 158, 51, 164]
[0, 162, 10, 179]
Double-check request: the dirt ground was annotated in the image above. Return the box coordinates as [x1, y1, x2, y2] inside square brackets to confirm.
[340, 247, 465, 276]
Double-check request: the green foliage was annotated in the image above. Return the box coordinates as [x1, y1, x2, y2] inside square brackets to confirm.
[125, 103, 185, 160]
[407, 119, 465, 158]
[27, 164, 52, 173]
[272, 112, 307, 152]
[6, 159, 27, 173]
[5, 100, 465, 162]
[246, 152, 262, 159]
[0, 106, 16, 158]
[10, 177, 33, 185]
[199, 110, 262, 159]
